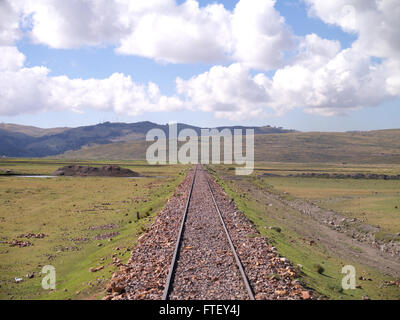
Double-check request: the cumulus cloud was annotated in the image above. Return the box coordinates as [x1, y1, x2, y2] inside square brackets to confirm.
[269, 46, 389, 115]
[0, 0, 21, 45]
[0, 0, 186, 117]
[0, 0, 296, 119]
[177, 33, 397, 118]
[0, 0, 399, 119]
[385, 59, 400, 96]
[116, 0, 233, 64]
[0, 66, 51, 116]
[117, 0, 292, 67]
[9, 0, 292, 68]
[0, 64, 183, 116]
[176, 63, 270, 120]
[19, 0, 130, 48]
[48, 73, 183, 115]
[232, 0, 293, 70]
[305, 0, 400, 61]
[0, 46, 26, 71]
[292, 33, 341, 70]
[304, 0, 400, 100]
[176, 1, 400, 118]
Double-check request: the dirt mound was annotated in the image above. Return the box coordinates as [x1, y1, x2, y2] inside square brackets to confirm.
[52, 164, 140, 177]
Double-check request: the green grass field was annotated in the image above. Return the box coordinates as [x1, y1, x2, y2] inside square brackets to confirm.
[0, 158, 181, 176]
[250, 162, 400, 236]
[252, 161, 400, 176]
[263, 177, 400, 235]
[0, 159, 188, 300]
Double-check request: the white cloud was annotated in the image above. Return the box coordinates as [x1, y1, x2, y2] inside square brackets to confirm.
[293, 33, 341, 70]
[20, 0, 130, 48]
[176, 1, 400, 119]
[0, 0, 399, 120]
[302, 0, 400, 107]
[0, 66, 51, 116]
[49, 73, 183, 115]
[116, 0, 233, 64]
[232, 0, 293, 70]
[305, 0, 400, 61]
[0, 0, 186, 119]
[385, 59, 400, 96]
[0, 62, 183, 116]
[0, 46, 26, 71]
[269, 46, 389, 115]
[117, 0, 293, 67]
[176, 63, 270, 120]
[177, 35, 396, 118]
[0, 0, 21, 45]
[11, 0, 292, 68]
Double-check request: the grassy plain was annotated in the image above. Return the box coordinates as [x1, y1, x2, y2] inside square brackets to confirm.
[1, 157, 399, 300]
[0, 159, 187, 300]
[253, 162, 400, 236]
[209, 163, 400, 300]
[252, 161, 400, 175]
[263, 177, 400, 235]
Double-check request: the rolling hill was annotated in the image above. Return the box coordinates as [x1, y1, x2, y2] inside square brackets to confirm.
[0, 121, 294, 157]
[2, 121, 399, 163]
[0, 123, 69, 137]
[57, 129, 400, 164]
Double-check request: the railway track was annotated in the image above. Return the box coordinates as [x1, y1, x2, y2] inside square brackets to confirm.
[104, 164, 311, 300]
[162, 164, 255, 300]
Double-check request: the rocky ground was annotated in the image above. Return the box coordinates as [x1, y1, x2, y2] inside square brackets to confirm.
[205, 169, 311, 300]
[104, 170, 194, 299]
[104, 167, 313, 300]
[168, 168, 249, 300]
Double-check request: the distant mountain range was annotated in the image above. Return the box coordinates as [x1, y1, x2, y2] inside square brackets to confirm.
[0, 121, 295, 157]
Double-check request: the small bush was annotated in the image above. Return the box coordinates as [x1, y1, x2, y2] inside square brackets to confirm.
[313, 264, 325, 274]
[269, 226, 281, 233]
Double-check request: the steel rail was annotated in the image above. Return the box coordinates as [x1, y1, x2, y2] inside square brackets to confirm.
[162, 165, 198, 300]
[204, 168, 255, 300]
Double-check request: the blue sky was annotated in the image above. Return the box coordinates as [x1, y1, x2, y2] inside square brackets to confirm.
[0, 0, 399, 131]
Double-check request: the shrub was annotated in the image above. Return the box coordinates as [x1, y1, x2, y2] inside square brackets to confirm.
[313, 264, 325, 274]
